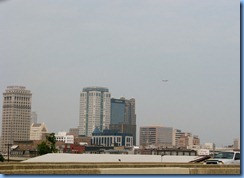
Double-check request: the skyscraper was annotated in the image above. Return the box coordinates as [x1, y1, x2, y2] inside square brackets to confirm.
[79, 86, 111, 136]
[110, 98, 125, 124]
[110, 97, 136, 145]
[1, 86, 32, 152]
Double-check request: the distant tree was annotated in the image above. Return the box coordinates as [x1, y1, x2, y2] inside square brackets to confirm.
[37, 141, 51, 155]
[37, 133, 58, 155]
[46, 133, 58, 153]
[0, 154, 5, 162]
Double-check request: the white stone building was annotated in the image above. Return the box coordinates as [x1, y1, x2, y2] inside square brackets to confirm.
[30, 123, 48, 140]
[1, 86, 32, 153]
[55, 131, 74, 144]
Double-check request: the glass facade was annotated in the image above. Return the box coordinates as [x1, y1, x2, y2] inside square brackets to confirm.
[110, 99, 125, 124]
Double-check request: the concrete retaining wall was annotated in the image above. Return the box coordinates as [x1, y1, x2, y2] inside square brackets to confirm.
[0, 162, 240, 174]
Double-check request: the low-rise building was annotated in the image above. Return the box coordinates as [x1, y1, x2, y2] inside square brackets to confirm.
[10, 140, 42, 157]
[177, 133, 200, 149]
[74, 136, 91, 146]
[63, 144, 85, 153]
[91, 128, 133, 147]
[202, 143, 214, 150]
[30, 123, 48, 141]
[55, 131, 74, 144]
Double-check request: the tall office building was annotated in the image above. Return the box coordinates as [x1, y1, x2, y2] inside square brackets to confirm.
[139, 126, 173, 147]
[1, 86, 32, 152]
[79, 86, 111, 137]
[110, 98, 125, 125]
[110, 97, 136, 145]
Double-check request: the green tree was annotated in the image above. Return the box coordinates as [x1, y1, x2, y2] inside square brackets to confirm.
[46, 133, 58, 153]
[37, 133, 58, 155]
[37, 141, 51, 155]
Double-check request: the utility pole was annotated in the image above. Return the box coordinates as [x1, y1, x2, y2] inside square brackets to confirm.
[5, 143, 12, 162]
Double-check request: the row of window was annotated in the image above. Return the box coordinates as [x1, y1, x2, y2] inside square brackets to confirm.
[2, 127, 30, 130]
[4, 96, 31, 101]
[3, 105, 31, 109]
[4, 101, 30, 104]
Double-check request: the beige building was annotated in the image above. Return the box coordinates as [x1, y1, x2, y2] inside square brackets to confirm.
[233, 138, 240, 149]
[177, 133, 200, 149]
[139, 126, 173, 147]
[68, 128, 79, 137]
[79, 87, 111, 137]
[1, 86, 32, 153]
[30, 123, 48, 140]
[172, 129, 183, 146]
[177, 134, 191, 148]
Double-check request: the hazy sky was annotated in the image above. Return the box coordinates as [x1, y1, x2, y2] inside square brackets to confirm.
[0, 0, 240, 147]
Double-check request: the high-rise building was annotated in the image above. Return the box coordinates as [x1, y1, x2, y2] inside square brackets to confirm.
[31, 112, 37, 125]
[110, 98, 125, 124]
[139, 126, 173, 147]
[1, 86, 32, 153]
[109, 97, 137, 145]
[79, 86, 111, 137]
[123, 97, 136, 126]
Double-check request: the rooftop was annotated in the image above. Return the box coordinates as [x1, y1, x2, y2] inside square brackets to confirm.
[82, 86, 109, 92]
[23, 153, 199, 163]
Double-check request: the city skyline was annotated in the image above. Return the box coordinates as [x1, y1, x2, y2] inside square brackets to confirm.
[0, 84, 237, 147]
[0, 0, 240, 147]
